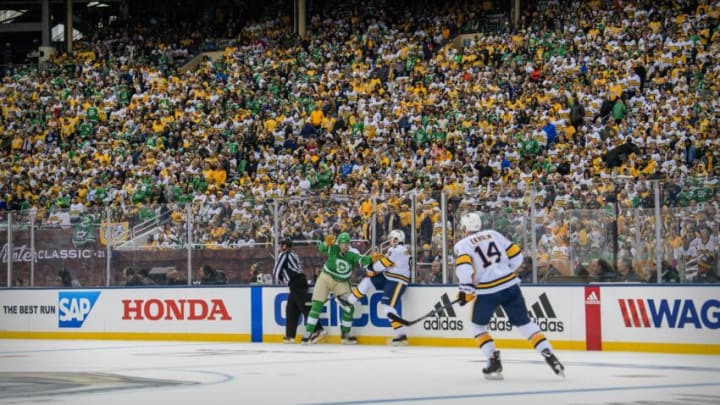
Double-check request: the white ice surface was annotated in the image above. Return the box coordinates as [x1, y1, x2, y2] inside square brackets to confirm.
[0, 339, 718, 405]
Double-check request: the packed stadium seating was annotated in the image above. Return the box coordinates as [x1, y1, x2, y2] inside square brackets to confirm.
[1, 0, 718, 287]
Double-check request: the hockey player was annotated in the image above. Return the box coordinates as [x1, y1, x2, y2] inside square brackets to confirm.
[454, 212, 565, 380]
[301, 232, 372, 345]
[347, 229, 411, 346]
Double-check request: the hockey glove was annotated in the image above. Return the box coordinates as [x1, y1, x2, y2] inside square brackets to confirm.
[324, 234, 336, 246]
[457, 284, 475, 306]
[366, 269, 378, 278]
[370, 251, 384, 263]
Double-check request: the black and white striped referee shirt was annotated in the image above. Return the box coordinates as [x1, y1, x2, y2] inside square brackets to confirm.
[272, 250, 304, 285]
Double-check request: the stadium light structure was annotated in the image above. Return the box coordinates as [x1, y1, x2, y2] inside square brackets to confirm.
[51, 23, 83, 41]
[0, 9, 28, 24]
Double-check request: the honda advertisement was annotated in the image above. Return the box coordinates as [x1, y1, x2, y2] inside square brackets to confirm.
[0, 289, 251, 337]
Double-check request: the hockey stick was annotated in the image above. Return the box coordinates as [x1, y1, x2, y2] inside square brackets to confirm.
[363, 239, 390, 255]
[387, 297, 462, 327]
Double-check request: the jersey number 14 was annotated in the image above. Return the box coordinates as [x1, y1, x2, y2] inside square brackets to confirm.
[475, 241, 501, 268]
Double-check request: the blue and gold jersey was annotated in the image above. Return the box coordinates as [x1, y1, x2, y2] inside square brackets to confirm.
[371, 245, 411, 284]
[453, 230, 523, 295]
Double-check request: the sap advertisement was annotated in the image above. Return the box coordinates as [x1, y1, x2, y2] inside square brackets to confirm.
[602, 286, 720, 345]
[0, 289, 252, 335]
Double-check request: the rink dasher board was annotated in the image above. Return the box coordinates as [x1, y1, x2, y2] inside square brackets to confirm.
[0, 285, 718, 354]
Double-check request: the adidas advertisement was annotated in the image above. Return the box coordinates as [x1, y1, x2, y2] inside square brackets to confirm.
[422, 293, 464, 331]
[489, 292, 565, 332]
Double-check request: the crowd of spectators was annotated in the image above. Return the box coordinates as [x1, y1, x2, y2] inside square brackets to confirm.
[1, 0, 719, 283]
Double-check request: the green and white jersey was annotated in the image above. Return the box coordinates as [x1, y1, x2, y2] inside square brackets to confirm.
[77, 122, 94, 138]
[86, 107, 99, 122]
[118, 85, 130, 105]
[318, 243, 371, 281]
[693, 186, 713, 203]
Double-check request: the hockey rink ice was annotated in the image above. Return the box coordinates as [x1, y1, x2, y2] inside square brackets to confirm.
[0, 339, 718, 405]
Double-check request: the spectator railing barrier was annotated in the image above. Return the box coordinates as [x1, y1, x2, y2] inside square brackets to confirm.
[1, 178, 718, 288]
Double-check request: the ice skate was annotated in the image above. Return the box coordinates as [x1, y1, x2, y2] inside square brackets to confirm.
[310, 328, 328, 344]
[301, 328, 325, 345]
[542, 349, 565, 377]
[482, 351, 503, 380]
[282, 336, 296, 344]
[341, 332, 358, 345]
[390, 334, 408, 346]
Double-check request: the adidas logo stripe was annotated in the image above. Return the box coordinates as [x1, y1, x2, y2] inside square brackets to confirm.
[424, 293, 464, 331]
[585, 291, 599, 304]
[490, 292, 565, 332]
[494, 292, 557, 319]
[433, 293, 457, 318]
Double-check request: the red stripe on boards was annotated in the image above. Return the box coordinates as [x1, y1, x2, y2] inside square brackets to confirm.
[618, 299, 632, 327]
[628, 299, 643, 327]
[584, 286, 602, 351]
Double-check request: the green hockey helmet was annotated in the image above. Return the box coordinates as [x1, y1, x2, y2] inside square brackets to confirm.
[337, 232, 351, 244]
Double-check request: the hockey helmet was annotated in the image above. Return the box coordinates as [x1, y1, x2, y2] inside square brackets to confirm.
[338, 232, 351, 244]
[460, 212, 482, 233]
[389, 229, 405, 244]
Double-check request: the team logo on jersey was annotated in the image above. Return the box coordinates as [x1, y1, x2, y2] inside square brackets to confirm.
[335, 259, 352, 274]
[489, 292, 565, 332]
[423, 293, 464, 331]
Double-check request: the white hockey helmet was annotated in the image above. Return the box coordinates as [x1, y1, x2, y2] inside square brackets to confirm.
[460, 212, 482, 233]
[389, 229, 405, 245]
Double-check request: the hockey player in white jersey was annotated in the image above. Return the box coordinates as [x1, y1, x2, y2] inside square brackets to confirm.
[454, 212, 565, 379]
[346, 229, 411, 345]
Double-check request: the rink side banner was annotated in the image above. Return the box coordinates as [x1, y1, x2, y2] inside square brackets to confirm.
[0, 288, 253, 341]
[600, 286, 720, 354]
[1, 285, 719, 354]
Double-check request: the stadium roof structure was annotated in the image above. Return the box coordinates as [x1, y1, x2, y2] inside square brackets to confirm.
[0, 0, 125, 65]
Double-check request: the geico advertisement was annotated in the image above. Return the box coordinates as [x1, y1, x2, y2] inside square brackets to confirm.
[264, 287, 399, 336]
[0, 289, 252, 334]
[603, 286, 720, 344]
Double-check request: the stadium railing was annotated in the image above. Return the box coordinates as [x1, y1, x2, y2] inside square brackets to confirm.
[1, 177, 718, 287]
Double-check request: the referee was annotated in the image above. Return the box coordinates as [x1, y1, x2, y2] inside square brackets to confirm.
[273, 238, 323, 343]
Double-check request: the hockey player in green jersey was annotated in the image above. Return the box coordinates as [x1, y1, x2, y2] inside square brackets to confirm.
[302, 232, 372, 345]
